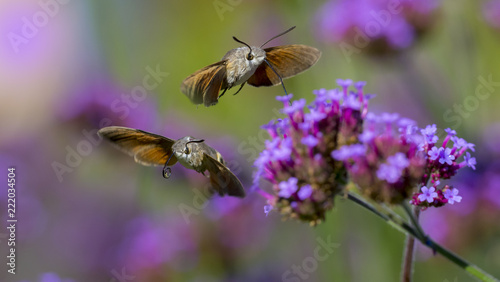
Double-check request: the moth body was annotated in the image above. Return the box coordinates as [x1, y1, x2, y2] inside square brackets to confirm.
[223, 46, 266, 88]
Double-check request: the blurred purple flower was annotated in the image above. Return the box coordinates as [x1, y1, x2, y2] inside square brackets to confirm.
[282, 98, 307, 115]
[482, 122, 500, 154]
[315, 0, 441, 54]
[278, 178, 299, 198]
[118, 216, 198, 272]
[377, 153, 410, 183]
[377, 163, 403, 184]
[214, 196, 274, 250]
[481, 163, 500, 209]
[421, 124, 437, 136]
[276, 94, 294, 103]
[298, 185, 313, 200]
[331, 144, 366, 160]
[19, 272, 76, 282]
[57, 71, 160, 132]
[417, 208, 450, 258]
[301, 135, 319, 147]
[264, 204, 273, 216]
[483, 0, 500, 29]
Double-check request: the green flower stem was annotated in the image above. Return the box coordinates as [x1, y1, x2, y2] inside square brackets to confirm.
[346, 192, 499, 282]
[346, 192, 418, 238]
[401, 203, 426, 241]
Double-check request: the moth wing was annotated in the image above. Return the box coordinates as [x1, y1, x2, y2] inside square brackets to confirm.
[203, 153, 245, 198]
[180, 61, 227, 106]
[247, 45, 321, 87]
[203, 64, 227, 107]
[98, 126, 177, 166]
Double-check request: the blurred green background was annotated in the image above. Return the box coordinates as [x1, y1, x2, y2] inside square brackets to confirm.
[0, 0, 499, 281]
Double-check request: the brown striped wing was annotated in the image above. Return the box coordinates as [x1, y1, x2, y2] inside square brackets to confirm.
[202, 153, 245, 198]
[247, 45, 321, 87]
[180, 61, 227, 107]
[98, 126, 177, 166]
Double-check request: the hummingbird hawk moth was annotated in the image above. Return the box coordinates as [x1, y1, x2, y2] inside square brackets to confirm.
[98, 126, 245, 198]
[181, 26, 321, 107]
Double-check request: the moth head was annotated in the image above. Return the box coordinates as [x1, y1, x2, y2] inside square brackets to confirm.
[233, 36, 265, 64]
[181, 137, 204, 155]
[248, 48, 265, 64]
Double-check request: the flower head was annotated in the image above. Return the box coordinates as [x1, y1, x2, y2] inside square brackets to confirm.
[253, 80, 369, 225]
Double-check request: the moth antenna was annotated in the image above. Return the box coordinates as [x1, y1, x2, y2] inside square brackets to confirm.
[186, 139, 205, 145]
[263, 59, 291, 104]
[260, 26, 296, 48]
[233, 36, 252, 57]
[162, 153, 175, 179]
[184, 139, 205, 154]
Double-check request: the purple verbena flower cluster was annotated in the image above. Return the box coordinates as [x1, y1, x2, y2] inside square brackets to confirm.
[334, 115, 475, 206]
[254, 80, 368, 225]
[254, 80, 476, 224]
[408, 127, 475, 208]
[410, 185, 462, 209]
